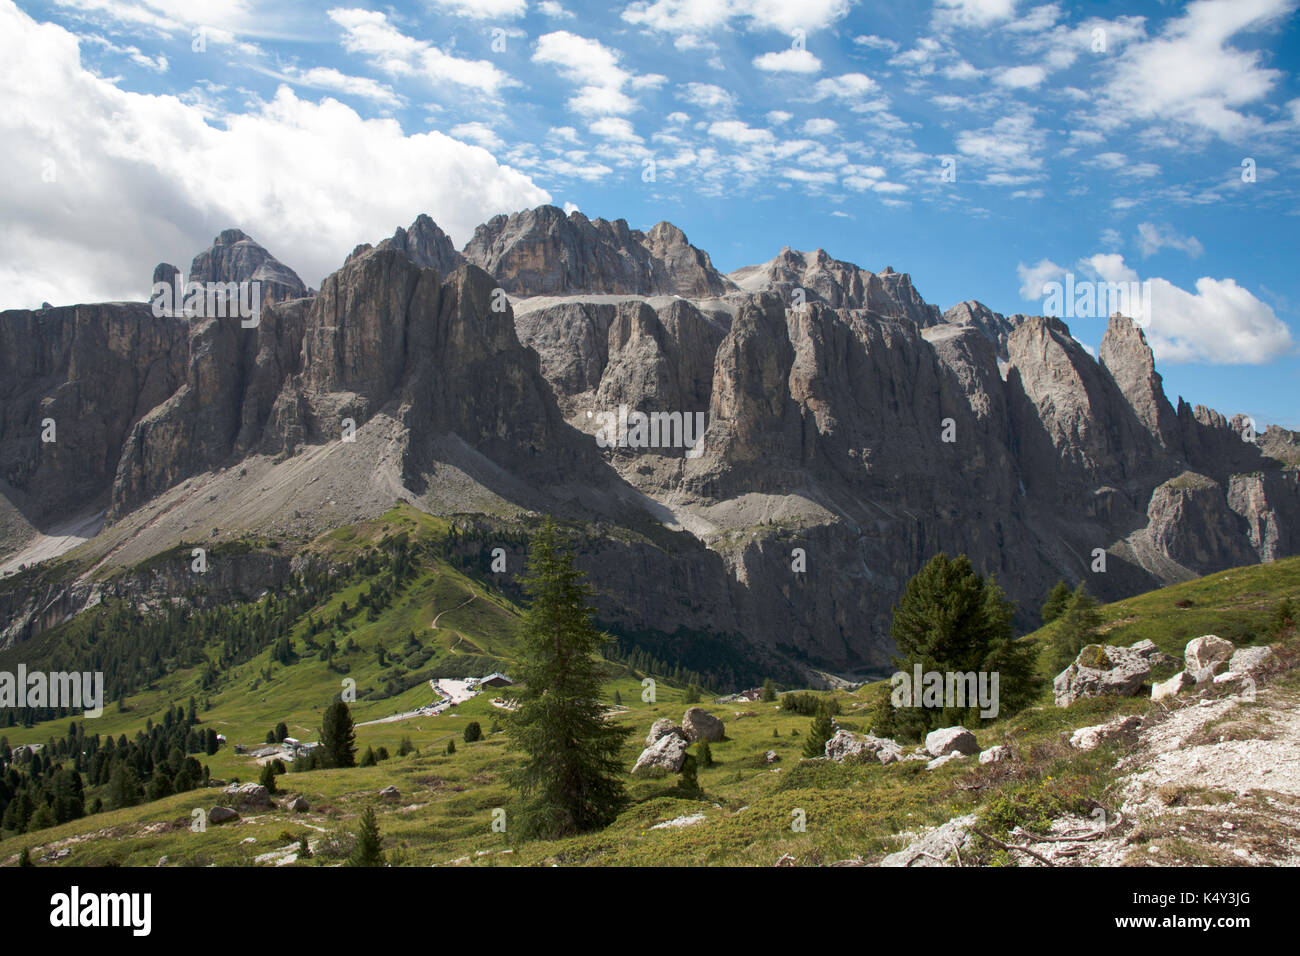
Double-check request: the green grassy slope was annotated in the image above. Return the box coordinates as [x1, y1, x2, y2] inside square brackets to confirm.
[2, 544, 1297, 867]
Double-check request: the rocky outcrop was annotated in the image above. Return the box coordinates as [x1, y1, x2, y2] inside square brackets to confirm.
[645, 718, 681, 747]
[879, 813, 976, 867]
[824, 729, 903, 764]
[223, 782, 272, 810]
[462, 206, 734, 297]
[375, 213, 464, 275]
[188, 229, 307, 304]
[941, 300, 1024, 359]
[1069, 714, 1142, 751]
[681, 706, 725, 742]
[632, 732, 688, 775]
[924, 726, 978, 757]
[1054, 642, 1155, 707]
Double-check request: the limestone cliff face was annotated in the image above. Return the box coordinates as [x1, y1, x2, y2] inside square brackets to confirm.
[0, 303, 188, 523]
[187, 229, 307, 303]
[462, 205, 735, 297]
[2, 210, 1297, 678]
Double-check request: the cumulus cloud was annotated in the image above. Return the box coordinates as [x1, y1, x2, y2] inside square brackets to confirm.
[1017, 258, 1066, 300]
[1081, 253, 1293, 363]
[1099, 0, 1296, 140]
[328, 7, 514, 97]
[533, 30, 653, 117]
[753, 48, 822, 73]
[0, 0, 548, 306]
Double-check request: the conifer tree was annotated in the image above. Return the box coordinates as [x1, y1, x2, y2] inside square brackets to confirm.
[1049, 583, 1105, 672]
[887, 552, 1037, 739]
[803, 706, 835, 758]
[1041, 579, 1072, 625]
[348, 806, 385, 867]
[506, 518, 630, 838]
[319, 701, 357, 768]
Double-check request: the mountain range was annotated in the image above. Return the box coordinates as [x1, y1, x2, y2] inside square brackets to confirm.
[2, 205, 1297, 681]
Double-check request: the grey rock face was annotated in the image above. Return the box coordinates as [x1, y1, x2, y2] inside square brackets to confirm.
[223, 782, 272, 809]
[189, 229, 307, 304]
[375, 213, 465, 275]
[463, 205, 734, 297]
[941, 300, 1025, 359]
[3, 208, 1298, 680]
[924, 726, 978, 757]
[1068, 714, 1142, 751]
[632, 732, 688, 775]
[824, 729, 902, 764]
[879, 813, 976, 867]
[681, 706, 725, 742]
[1228, 645, 1274, 676]
[1054, 643, 1153, 707]
[645, 718, 682, 747]
[1184, 635, 1235, 673]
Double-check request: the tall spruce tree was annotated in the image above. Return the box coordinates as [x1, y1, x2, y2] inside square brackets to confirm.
[319, 701, 356, 768]
[803, 705, 835, 758]
[506, 518, 630, 838]
[1040, 579, 1072, 625]
[1049, 583, 1104, 672]
[348, 806, 385, 867]
[886, 553, 1037, 740]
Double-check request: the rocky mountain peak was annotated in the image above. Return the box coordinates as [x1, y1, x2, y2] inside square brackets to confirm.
[460, 204, 733, 298]
[1099, 314, 1179, 448]
[374, 213, 465, 275]
[187, 229, 308, 304]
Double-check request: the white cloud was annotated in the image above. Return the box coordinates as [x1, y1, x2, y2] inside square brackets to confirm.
[810, 73, 879, 106]
[278, 66, 402, 106]
[450, 121, 505, 151]
[622, 0, 852, 35]
[534, 30, 653, 117]
[589, 116, 642, 142]
[956, 109, 1044, 172]
[753, 48, 822, 74]
[539, 1, 574, 16]
[1136, 222, 1205, 258]
[802, 118, 837, 136]
[708, 120, 774, 146]
[766, 110, 793, 125]
[993, 65, 1046, 89]
[1017, 258, 1065, 300]
[853, 34, 898, 52]
[1100, 0, 1296, 140]
[933, 0, 1019, 29]
[1082, 253, 1293, 363]
[0, 1, 548, 306]
[328, 7, 513, 97]
[678, 82, 737, 112]
[427, 0, 526, 18]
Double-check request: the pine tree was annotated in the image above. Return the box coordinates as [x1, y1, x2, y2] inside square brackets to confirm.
[348, 806, 385, 867]
[463, 721, 482, 743]
[760, 678, 776, 702]
[319, 701, 356, 768]
[505, 518, 631, 839]
[259, 762, 278, 794]
[888, 552, 1037, 739]
[803, 706, 835, 758]
[1041, 579, 1072, 625]
[697, 740, 713, 768]
[1049, 583, 1105, 672]
[445, 739, 456, 755]
[359, 746, 377, 767]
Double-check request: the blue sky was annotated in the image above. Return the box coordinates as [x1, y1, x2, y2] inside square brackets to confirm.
[3, 0, 1298, 426]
